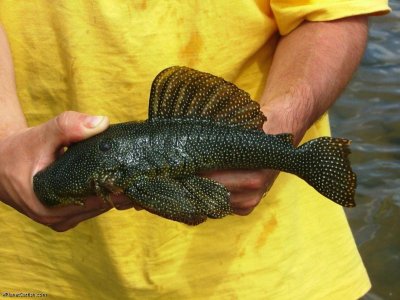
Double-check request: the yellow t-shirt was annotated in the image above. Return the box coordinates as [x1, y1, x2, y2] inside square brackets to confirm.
[0, 1, 390, 299]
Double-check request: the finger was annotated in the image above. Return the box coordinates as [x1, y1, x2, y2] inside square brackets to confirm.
[228, 173, 278, 216]
[49, 196, 142, 231]
[233, 207, 254, 216]
[229, 191, 261, 207]
[44, 111, 109, 147]
[115, 202, 138, 210]
[113, 195, 143, 210]
[29, 195, 109, 220]
[32, 112, 109, 174]
[109, 195, 142, 210]
[230, 192, 259, 216]
[49, 206, 112, 232]
[29, 192, 134, 221]
[202, 169, 269, 192]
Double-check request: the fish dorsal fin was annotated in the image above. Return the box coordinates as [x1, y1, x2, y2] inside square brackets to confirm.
[148, 66, 266, 129]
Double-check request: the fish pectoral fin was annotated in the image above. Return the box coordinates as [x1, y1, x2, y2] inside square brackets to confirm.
[180, 175, 232, 219]
[124, 175, 232, 225]
[125, 176, 207, 225]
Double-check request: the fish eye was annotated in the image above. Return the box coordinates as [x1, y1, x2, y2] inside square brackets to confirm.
[99, 139, 113, 152]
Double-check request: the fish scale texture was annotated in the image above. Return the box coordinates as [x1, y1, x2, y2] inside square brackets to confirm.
[33, 67, 357, 224]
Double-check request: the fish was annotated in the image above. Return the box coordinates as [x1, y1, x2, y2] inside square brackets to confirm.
[33, 66, 357, 225]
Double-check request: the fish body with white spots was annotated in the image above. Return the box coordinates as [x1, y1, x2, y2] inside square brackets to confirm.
[33, 67, 357, 225]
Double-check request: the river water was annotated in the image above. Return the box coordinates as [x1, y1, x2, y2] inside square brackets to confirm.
[330, 1, 400, 299]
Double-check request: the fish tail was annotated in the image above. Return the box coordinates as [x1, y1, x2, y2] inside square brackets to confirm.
[294, 137, 357, 207]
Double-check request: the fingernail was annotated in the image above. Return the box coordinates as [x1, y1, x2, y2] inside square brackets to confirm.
[84, 116, 105, 128]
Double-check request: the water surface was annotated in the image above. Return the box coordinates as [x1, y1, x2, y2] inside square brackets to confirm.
[330, 2, 400, 298]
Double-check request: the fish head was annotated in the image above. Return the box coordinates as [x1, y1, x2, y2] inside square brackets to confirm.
[33, 126, 133, 206]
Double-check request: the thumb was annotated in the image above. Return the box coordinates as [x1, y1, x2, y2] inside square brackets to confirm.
[43, 111, 109, 148]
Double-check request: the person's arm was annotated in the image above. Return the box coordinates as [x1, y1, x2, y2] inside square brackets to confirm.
[0, 24, 27, 136]
[0, 24, 134, 231]
[206, 16, 368, 215]
[260, 16, 368, 142]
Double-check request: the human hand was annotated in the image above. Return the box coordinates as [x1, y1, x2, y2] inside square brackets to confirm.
[202, 169, 278, 215]
[203, 104, 309, 216]
[202, 117, 287, 216]
[0, 111, 134, 232]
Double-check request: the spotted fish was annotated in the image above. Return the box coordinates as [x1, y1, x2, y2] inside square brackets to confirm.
[33, 66, 357, 225]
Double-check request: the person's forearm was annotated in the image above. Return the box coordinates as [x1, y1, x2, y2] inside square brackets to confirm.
[0, 24, 27, 138]
[260, 16, 368, 143]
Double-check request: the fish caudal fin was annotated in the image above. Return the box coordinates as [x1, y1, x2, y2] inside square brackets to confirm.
[295, 137, 357, 207]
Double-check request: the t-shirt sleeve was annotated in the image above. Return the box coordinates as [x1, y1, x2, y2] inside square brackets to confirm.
[270, 0, 391, 35]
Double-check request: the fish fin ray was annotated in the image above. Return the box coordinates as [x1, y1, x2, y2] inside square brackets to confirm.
[295, 137, 357, 207]
[148, 66, 266, 129]
[124, 176, 209, 225]
[181, 175, 232, 219]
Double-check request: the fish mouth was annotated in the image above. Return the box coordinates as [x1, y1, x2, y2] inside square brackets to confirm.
[89, 171, 124, 198]
[87, 171, 125, 208]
